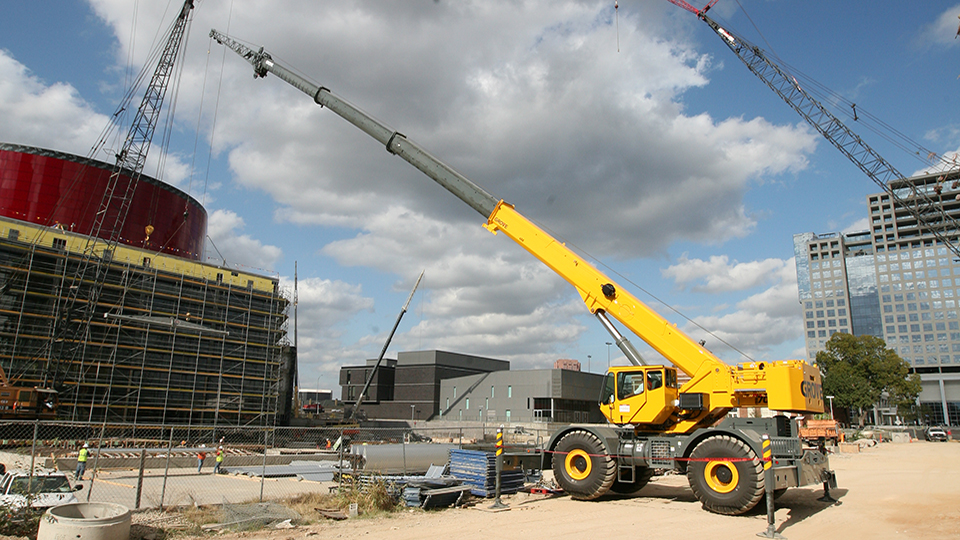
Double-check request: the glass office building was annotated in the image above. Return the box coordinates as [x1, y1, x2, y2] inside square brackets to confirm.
[795, 170, 960, 426]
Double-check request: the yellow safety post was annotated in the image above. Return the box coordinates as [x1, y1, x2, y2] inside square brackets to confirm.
[490, 426, 508, 509]
[757, 435, 783, 539]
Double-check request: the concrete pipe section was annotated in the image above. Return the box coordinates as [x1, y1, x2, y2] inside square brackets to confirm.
[37, 502, 131, 540]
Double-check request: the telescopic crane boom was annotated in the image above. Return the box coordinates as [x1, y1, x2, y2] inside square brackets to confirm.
[211, 29, 834, 514]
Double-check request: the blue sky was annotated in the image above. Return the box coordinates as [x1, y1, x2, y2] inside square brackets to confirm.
[1, 1, 958, 397]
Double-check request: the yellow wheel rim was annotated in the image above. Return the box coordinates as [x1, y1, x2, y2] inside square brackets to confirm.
[564, 449, 592, 481]
[703, 460, 739, 494]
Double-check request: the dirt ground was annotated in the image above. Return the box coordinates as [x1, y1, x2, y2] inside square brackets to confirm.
[173, 440, 959, 540]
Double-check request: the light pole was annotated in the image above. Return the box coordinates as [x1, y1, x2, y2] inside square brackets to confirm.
[606, 342, 613, 370]
[826, 395, 835, 420]
[411, 404, 416, 422]
[587, 355, 591, 373]
[315, 375, 322, 405]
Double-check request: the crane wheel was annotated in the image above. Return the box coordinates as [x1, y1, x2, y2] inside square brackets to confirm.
[686, 435, 764, 515]
[610, 466, 655, 495]
[552, 430, 616, 500]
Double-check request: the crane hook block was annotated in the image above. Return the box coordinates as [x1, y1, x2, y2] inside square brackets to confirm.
[602, 283, 617, 299]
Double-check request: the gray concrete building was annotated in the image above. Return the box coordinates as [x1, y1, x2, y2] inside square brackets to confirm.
[437, 368, 606, 424]
[794, 170, 960, 426]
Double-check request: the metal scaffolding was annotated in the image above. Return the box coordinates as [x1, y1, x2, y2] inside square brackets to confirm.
[0, 216, 290, 426]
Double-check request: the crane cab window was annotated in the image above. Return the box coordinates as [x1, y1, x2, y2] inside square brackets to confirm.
[617, 372, 645, 400]
[647, 370, 663, 391]
[600, 374, 616, 404]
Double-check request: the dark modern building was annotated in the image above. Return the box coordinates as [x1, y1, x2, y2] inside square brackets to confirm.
[794, 170, 960, 426]
[0, 143, 292, 426]
[339, 349, 607, 423]
[340, 350, 509, 420]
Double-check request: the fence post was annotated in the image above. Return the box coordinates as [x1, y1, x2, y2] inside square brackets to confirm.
[135, 447, 147, 509]
[28, 421, 38, 494]
[402, 428, 407, 476]
[259, 428, 268, 502]
[86, 423, 107, 502]
[337, 426, 344, 493]
[160, 426, 174, 510]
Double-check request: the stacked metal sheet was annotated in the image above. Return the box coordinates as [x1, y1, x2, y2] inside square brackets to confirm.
[448, 449, 525, 497]
[362, 465, 466, 509]
[228, 460, 350, 481]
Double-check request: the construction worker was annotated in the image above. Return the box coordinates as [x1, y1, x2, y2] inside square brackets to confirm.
[75, 443, 89, 481]
[197, 444, 207, 473]
[214, 446, 224, 474]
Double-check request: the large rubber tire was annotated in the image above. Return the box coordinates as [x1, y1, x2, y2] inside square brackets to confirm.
[610, 466, 656, 495]
[686, 435, 765, 515]
[552, 430, 616, 500]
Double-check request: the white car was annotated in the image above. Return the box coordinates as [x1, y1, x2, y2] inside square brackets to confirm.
[0, 470, 83, 509]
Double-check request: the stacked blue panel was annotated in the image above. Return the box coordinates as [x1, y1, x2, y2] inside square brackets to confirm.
[448, 449, 525, 497]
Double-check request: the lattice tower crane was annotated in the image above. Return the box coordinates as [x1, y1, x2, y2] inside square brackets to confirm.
[668, 0, 960, 259]
[44, 0, 196, 390]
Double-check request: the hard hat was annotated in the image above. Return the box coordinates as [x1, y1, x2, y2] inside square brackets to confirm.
[218, 446, 223, 450]
[82, 443, 88, 448]
[200, 444, 205, 447]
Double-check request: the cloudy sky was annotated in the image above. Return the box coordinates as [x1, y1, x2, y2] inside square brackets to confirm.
[2, 1, 958, 396]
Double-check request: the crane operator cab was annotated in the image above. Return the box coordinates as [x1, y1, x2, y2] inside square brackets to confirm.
[600, 366, 678, 426]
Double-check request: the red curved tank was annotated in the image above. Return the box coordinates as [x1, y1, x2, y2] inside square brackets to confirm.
[0, 143, 206, 260]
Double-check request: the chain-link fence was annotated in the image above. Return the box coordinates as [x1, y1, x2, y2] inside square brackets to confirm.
[0, 421, 554, 511]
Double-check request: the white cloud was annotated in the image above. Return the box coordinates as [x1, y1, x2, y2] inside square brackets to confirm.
[842, 217, 870, 235]
[0, 50, 105, 156]
[663, 254, 787, 293]
[0, 47, 196, 190]
[321, 207, 588, 365]
[918, 4, 960, 47]
[682, 262, 802, 360]
[205, 209, 282, 271]
[278, 276, 375, 390]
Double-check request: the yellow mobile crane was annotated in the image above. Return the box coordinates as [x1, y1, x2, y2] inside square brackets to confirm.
[211, 30, 836, 516]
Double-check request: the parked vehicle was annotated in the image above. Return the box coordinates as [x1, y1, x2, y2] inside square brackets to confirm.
[0, 470, 82, 509]
[925, 426, 949, 442]
[798, 419, 840, 445]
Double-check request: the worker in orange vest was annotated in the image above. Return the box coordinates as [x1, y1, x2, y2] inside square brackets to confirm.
[197, 445, 207, 473]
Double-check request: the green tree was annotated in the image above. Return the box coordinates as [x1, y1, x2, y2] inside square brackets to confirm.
[815, 333, 921, 426]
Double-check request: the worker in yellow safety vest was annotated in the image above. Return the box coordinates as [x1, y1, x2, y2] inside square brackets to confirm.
[75, 443, 89, 481]
[214, 446, 224, 474]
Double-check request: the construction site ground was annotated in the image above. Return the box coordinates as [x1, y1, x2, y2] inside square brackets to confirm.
[161, 439, 958, 540]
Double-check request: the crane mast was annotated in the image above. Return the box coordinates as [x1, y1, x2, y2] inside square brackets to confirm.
[46, 0, 196, 392]
[671, 0, 960, 258]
